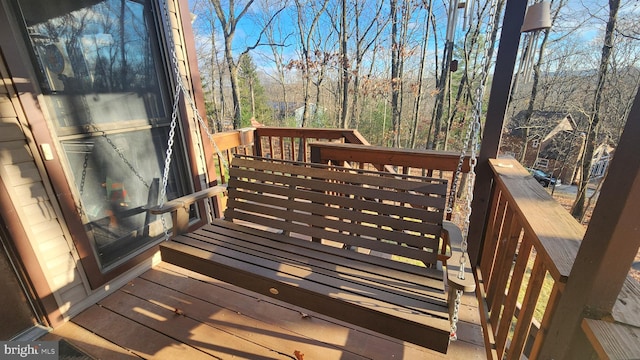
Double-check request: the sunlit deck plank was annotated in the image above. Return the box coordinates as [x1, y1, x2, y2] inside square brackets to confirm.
[50, 262, 486, 359]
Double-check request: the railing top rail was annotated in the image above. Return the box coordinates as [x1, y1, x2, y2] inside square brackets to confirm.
[310, 142, 471, 173]
[209, 129, 250, 151]
[489, 158, 583, 281]
[255, 127, 367, 143]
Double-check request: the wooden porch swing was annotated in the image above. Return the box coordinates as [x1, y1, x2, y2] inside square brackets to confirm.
[145, 0, 496, 353]
[153, 154, 475, 353]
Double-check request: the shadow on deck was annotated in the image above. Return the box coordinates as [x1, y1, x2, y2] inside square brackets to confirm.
[44, 262, 486, 359]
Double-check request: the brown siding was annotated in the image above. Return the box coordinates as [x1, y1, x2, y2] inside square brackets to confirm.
[0, 52, 88, 321]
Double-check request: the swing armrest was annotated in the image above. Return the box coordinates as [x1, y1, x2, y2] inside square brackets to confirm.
[442, 220, 476, 293]
[150, 185, 228, 236]
[150, 185, 228, 214]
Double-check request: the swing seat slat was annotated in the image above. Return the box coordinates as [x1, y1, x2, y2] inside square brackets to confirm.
[154, 155, 475, 354]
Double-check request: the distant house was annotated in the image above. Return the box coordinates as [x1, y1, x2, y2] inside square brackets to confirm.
[500, 111, 586, 184]
[268, 101, 303, 120]
[590, 143, 615, 179]
[294, 103, 326, 127]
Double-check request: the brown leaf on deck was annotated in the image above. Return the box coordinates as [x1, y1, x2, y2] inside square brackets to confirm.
[294, 350, 304, 360]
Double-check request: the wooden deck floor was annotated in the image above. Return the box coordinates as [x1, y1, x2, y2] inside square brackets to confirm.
[45, 262, 486, 359]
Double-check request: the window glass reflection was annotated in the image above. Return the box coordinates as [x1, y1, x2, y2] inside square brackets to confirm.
[22, 0, 165, 129]
[62, 128, 184, 267]
[17, 0, 191, 270]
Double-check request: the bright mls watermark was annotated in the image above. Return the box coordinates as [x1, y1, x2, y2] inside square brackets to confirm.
[1, 341, 58, 359]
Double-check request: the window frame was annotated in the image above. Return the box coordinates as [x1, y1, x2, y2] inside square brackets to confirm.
[4, 0, 206, 288]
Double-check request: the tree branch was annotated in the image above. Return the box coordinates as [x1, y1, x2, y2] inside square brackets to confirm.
[240, 5, 287, 57]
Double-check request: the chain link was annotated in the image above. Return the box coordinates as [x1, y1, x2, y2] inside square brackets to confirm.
[157, 0, 228, 240]
[89, 124, 150, 189]
[76, 152, 90, 216]
[450, 0, 498, 340]
[450, 289, 463, 341]
[158, 79, 182, 240]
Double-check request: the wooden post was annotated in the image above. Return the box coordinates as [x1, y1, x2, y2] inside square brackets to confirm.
[537, 88, 640, 359]
[467, 0, 528, 266]
[253, 128, 263, 156]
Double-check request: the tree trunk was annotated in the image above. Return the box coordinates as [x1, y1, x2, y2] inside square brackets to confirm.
[294, 0, 329, 128]
[339, 0, 350, 128]
[518, 0, 559, 162]
[249, 78, 255, 118]
[431, 40, 454, 150]
[207, 23, 224, 132]
[443, 73, 467, 151]
[210, 0, 256, 129]
[571, 0, 619, 219]
[390, 0, 401, 147]
[410, 4, 432, 149]
[225, 47, 242, 129]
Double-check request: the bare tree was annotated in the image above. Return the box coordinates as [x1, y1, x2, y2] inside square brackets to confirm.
[338, 0, 350, 128]
[428, 0, 456, 150]
[572, 0, 620, 219]
[263, 20, 291, 124]
[349, 0, 387, 130]
[389, 0, 415, 147]
[291, 0, 330, 128]
[209, 0, 284, 129]
[409, 3, 432, 149]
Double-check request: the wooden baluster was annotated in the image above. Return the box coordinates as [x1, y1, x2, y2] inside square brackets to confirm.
[507, 254, 546, 359]
[496, 235, 533, 357]
[489, 213, 522, 334]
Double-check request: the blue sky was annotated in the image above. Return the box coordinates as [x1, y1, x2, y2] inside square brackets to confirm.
[187, 0, 639, 77]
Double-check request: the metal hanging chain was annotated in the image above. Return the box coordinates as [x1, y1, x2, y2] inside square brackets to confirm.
[176, 65, 229, 172]
[157, 0, 228, 241]
[76, 151, 90, 216]
[450, 0, 498, 341]
[88, 123, 151, 189]
[74, 126, 151, 219]
[158, 76, 182, 241]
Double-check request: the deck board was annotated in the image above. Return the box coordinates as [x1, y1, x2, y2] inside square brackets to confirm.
[49, 262, 486, 359]
[124, 276, 367, 360]
[72, 304, 214, 359]
[100, 290, 291, 359]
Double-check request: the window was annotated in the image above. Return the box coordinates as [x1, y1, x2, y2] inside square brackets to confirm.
[16, 0, 191, 271]
[534, 158, 549, 169]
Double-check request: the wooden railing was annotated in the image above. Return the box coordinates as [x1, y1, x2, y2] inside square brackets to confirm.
[254, 127, 369, 162]
[205, 128, 255, 184]
[202, 128, 598, 359]
[478, 158, 584, 359]
[205, 128, 468, 185]
[204, 127, 369, 183]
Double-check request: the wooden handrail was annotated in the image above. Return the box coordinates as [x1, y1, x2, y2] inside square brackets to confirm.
[477, 158, 584, 359]
[254, 126, 368, 142]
